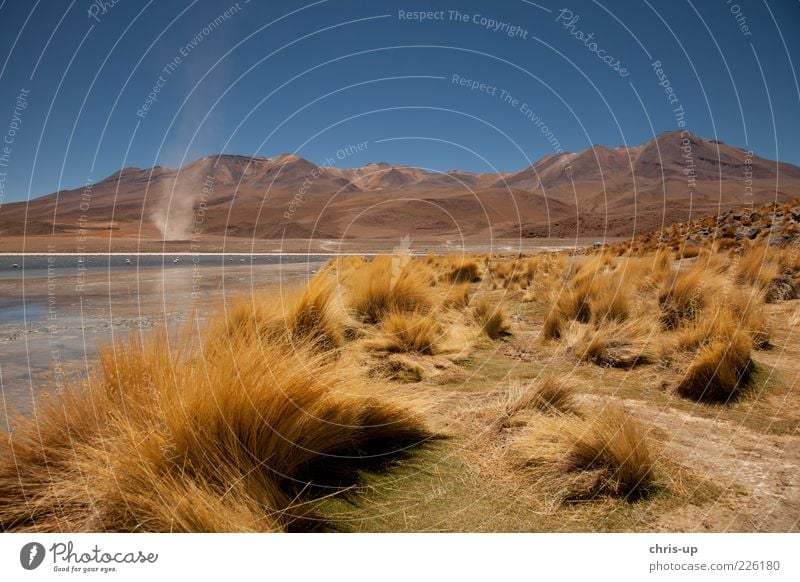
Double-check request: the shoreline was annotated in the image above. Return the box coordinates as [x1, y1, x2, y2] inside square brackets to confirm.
[0, 252, 381, 257]
[0, 235, 620, 255]
[0, 261, 322, 415]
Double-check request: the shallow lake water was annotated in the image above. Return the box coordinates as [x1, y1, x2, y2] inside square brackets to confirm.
[0, 254, 327, 419]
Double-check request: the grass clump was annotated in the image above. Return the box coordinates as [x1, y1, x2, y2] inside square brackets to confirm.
[214, 274, 349, 352]
[736, 243, 800, 302]
[658, 266, 723, 329]
[472, 297, 511, 339]
[442, 283, 471, 309]
[574, 319, 656, 369]
[345, 256, 435, 323]
[566, 405, 657, 499]
[0, 319, 432, 532]
[736, 245, 781, 290]
[372, 310, 442, 355]
[675, 329, 753, 403]
[444, 260, 482, 283]
[589, 279, 632, 324]
[503, 378, 577, 420]
[511, 404, 657, 501]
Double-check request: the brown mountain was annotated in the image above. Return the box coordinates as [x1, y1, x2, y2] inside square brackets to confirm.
[2, 131, 800, 245]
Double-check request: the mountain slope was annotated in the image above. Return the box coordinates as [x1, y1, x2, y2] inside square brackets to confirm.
[2, 131, 799, 242]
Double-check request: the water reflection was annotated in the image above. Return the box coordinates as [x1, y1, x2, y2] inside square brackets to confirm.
[0, 259, 323, 417]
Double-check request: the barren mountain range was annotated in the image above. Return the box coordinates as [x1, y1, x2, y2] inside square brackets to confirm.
[2, 130, 800, 247]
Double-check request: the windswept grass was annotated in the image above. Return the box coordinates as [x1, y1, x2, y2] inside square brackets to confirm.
[736, 243, 800, 302]
[344, 256, 435, 323]
[658, 265, 724, 330]
[3, 239, 794, 533]
[510, 404, 657, 501]
[736, 245, 781, 290]
[573, 319, 657, 369]
[444, 259, 482, 283]
[212, 274, 350, 352]
[0, 326, 432, 532]
[368, 310, 442, 355]
[501, 378, 578, 421]
[543, 255, 635, 337]
[565, 405, 657, 499]
[589, 278, 632, 324]
[442, 283, 471, 309]
[675, 329, 753, 403]
[472, 297, 511, 339]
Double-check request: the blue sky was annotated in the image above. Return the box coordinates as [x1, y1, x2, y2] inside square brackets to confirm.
[0, 0, 798, 202]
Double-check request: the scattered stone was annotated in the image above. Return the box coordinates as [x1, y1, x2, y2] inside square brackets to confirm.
[765, 277, 800, 302]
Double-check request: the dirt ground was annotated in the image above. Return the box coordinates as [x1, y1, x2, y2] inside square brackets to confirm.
[3, 254, 797, 532]
[316, 295, 800, 532]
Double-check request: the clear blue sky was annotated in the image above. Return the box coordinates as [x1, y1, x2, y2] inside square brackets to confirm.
[0, 0, 798, 203]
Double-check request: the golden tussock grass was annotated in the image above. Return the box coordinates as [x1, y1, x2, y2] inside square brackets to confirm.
[736, 244, 781, 290]
[368, 310, 442, 355]
[366, 353, 466, 385]
[735, 243, 800, 302]
[619, 250, 673, 292]
[658, 265, 724, 329]
[1, 242, 785, 532]
[444, 260, 482, 283]
[442, 283, 471, 309]
[678, 244, 702, 259]
[675, 329, 753, 403]
[344, 256, 436, 323]
[0, 320, 433, 532]
[726, 287, 771, 349]
[500, 379, 578, 424]
[472, 297, 511, 339]
[564, 405, 657, 499]
[542, 306, 566, 339]
[672, 286, 768, 352]
[510, 404, 657, 501]
[693, 251, 730, 276]
[573, 318, 658, 369]
[555, 281, 592, 323]
[211, 274, 350, 352]
[543, 255, 633, 337]
[486, 255, 558, 290]
[589, 279, 632, 324]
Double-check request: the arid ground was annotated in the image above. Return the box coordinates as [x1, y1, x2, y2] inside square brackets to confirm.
[1, 199, 798, 532]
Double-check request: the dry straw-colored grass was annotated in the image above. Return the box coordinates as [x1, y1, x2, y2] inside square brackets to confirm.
[369, 310, 442, 355]
[472, 297, 511, 339]
[565, 405, 656, 499]
[0, 308, 433, 532]
[500, 379, 578, 424]
[736, 245, 781, 290]
[344, 256, 435, 323]
[211, 274, 351, 352]
[542, 255, 636, 338]
[573, 319, 658, 369]
[511, 405, 657, 501]
[444, 259, 482, 283]
[658, 265, 724, 330]
[442, 283, 471, 309]
[735, 243, 800, 302]
[675, 329, 753, 403]
[3, 241, 790, 532]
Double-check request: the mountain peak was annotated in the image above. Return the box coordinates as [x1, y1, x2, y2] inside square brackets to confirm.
[3, 131, 799, 244]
